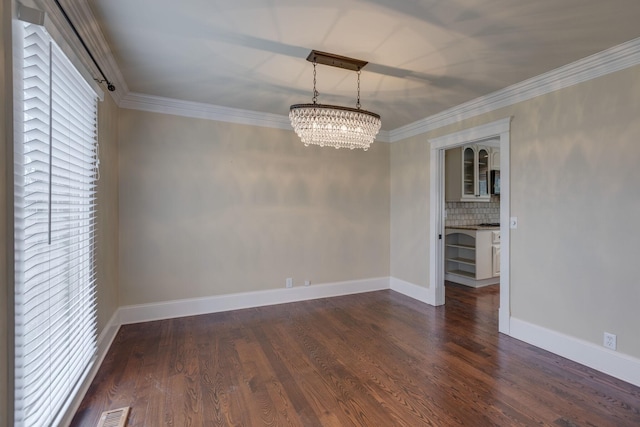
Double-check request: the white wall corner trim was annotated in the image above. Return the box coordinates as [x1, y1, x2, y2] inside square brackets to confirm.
[389, 36, 640, 142]
[390, 277, 433, 305]
[509, 317, 640, 388]
[118, 277, 391, 325]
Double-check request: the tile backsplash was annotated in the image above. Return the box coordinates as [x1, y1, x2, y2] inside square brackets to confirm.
[445, 201, 500, 227]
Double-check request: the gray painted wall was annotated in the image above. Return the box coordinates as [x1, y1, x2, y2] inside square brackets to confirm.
[390, 134, 430, 287]
[390, 65, 640, 358]
[118, 109, 391, 305]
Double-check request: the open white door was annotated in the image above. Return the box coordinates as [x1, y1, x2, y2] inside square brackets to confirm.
[428, 148, 445, 305]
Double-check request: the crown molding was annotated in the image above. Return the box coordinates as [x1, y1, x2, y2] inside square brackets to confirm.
[389, 36, 640, 143]
[120, 92, 294, 130]
[119, 35, 640, 143]
[40, 0, 639, 143]
[376, 130, 391, 143]
[24, 0, 128, 104]
[120, 92, 394, 142]
[56, 0, 129, 105]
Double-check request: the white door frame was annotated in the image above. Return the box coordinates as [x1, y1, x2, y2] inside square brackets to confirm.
[428, 117, 512, 334]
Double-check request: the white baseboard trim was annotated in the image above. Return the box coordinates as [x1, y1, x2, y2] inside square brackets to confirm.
[59, 310, 122, 427]
[390, 277, 433, 305]
[96, 312, 122, 362]
[498, 307, 510, 335]
[118, 277, 391, 325]
[444, 273, 499, 288]
[509, 317, 640, 388]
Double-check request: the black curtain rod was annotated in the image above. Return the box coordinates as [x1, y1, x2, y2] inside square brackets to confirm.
[53, 0, 115, 91]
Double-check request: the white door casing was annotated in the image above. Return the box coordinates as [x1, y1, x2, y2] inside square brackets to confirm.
[428, 117, 512, 334]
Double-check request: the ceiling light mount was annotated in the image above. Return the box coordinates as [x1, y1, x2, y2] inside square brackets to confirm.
[305, 50, 368, 72]
[289, 50, 381, 151]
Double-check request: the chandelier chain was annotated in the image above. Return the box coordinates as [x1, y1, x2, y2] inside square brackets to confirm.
[356, 70, 361, 109]
[312, 60, 319, 104]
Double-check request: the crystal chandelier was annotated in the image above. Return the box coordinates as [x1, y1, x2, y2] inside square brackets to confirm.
[289, 50, 381, 151]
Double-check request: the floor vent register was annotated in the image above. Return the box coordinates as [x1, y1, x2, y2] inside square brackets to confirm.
[96, 407, 130, 427]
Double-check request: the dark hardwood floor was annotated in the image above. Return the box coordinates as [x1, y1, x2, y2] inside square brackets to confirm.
[71, 283, 640, 426]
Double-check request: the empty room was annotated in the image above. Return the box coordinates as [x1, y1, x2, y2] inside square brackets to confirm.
[2, 1, 640, 426]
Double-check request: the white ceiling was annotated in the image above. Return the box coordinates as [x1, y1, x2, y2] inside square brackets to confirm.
[88, 0, 640, 131]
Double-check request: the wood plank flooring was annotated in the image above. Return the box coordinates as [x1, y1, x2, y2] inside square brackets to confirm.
[71, 284, 640, 426]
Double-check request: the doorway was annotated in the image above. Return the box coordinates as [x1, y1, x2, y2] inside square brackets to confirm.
[428, 118, 511, 334]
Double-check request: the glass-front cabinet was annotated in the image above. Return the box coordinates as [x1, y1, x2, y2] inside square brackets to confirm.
[477, 147, 489, 198]
[463, 147, 475, 197]
[446, 145, 491, 202]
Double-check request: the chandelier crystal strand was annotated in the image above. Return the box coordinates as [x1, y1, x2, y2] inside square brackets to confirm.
[289, 50, 381, 151]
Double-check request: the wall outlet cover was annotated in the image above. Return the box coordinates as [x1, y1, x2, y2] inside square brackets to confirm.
[603, 332, 617, 350]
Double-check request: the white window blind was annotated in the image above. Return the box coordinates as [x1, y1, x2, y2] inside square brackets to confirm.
[14, 22, 99, 427]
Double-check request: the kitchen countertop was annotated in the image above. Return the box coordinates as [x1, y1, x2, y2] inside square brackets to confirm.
[446, 225, 500, 230]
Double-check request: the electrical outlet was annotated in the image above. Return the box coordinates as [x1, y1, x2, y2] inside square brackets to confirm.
[603, 332, 617, 350]
[286, 278, 293, 288]
[304, 280, 311, 287]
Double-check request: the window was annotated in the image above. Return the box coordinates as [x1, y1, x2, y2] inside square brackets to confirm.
[14, 22, 99, 426]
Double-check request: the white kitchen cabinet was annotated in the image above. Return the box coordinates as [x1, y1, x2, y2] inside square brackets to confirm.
[492, 245, 501, 277]
[445, 228, 499, 287]
[490, 149, 500, 170]
[445, 145, 491, 202]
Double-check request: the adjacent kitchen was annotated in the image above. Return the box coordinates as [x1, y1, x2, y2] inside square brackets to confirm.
[444, 140, 501, 288]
